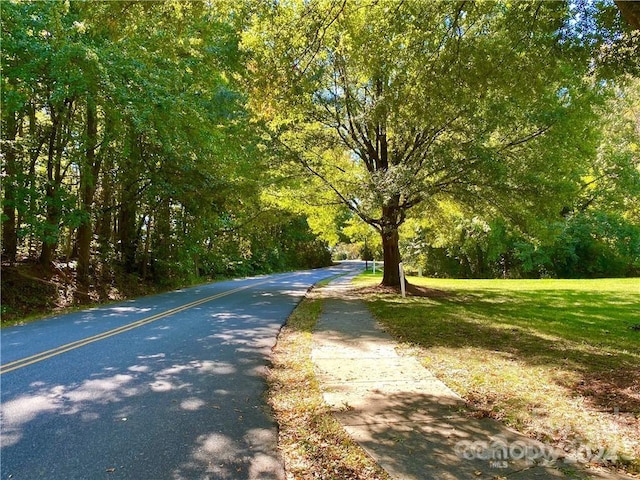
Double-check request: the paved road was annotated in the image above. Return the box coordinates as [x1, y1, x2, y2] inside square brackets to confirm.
[1, 263, 361, 480]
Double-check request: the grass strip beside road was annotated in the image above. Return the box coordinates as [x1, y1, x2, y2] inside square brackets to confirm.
[355, 274, 640, 475]
[267, 288, 390, 480]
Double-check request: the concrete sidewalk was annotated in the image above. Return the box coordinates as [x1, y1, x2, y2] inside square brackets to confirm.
[311, 276, 631, 480]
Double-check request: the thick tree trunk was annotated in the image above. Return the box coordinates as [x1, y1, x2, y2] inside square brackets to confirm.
[76, 216, 92, 285]
[77, 100, 100, 288]
[97, 156, 114, 261]
[2, 189, 18, 262]
[381, 226, 402, 287]
[615, 1, 640, 29]
[2, 109, 18, 263]
[39, 116, 60, 267]
[378, 196, 405, 287]
[154, 197, 171, 261]
[24, 103, 44, 258]
[117, 129, 141, 273]
[40, 99, 73, 267]
[118, 192, 138, 273]
[39, 228, 56, 266]
[141, 215, 152, 279]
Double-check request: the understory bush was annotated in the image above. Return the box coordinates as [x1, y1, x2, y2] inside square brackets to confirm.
[402, 212, 640, 279]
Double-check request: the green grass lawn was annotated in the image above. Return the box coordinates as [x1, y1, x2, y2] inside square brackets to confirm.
[356, 275, 640, 474]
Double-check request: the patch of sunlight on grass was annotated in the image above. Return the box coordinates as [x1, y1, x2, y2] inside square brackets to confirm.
[357, 275, 640, 475]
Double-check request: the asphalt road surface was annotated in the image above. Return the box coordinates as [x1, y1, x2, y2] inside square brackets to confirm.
[1, 263, 362, 480]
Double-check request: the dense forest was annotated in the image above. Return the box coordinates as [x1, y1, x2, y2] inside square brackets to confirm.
[1, 1, 333, 318]
[1, 1, 639, 318]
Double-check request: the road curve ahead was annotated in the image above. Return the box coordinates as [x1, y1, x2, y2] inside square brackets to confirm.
[1, 262, 362, 480]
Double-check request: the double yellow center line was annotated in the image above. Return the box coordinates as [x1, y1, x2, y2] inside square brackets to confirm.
[0, 278, 272, 375]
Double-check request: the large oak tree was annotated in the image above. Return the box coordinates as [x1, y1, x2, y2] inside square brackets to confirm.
[245, 0, 610, 286]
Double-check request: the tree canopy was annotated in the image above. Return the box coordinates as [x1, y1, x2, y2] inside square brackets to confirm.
[1, 0, 331, 307]
[244, 0, 631, 285]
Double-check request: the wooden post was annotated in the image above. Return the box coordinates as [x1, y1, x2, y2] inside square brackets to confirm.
[399, 262, 406, 298]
